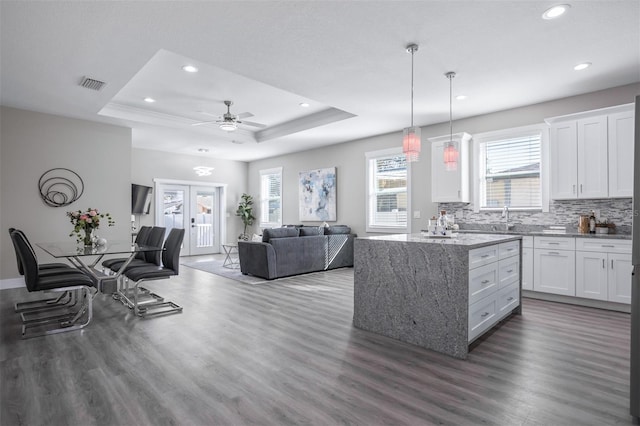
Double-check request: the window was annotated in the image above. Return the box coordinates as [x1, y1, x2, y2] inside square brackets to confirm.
[259, 167, 282, 228]
[475, 126, 547, 211]
[365, 148, 410, 233]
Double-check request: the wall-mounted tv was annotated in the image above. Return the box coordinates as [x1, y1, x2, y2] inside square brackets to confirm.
[131, 183, 153, 214]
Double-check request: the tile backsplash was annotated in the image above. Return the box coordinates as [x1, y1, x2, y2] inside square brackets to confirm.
[438, 198, 633, 234]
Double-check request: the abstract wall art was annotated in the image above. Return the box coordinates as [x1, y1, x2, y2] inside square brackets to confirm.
[298, 167, 337, 221]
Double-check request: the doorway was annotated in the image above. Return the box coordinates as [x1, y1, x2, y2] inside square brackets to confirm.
[154, 180, 227, 256]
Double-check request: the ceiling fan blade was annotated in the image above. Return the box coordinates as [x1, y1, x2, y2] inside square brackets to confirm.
[191, 120, 219, 127]
[241, 120, 267, 129]
[198, 111, 221, 118]
[236, 112, 254, 119]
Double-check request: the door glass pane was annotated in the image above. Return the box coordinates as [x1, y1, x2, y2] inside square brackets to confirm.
[195, 190, 215, 248]
[163, 189, 185, 236]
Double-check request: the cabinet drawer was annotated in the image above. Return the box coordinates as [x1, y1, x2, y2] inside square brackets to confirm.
[575, 238, 631, 254]
[498, 281, 520, 316]
[499, 257, 520, 289]
[468, 294, 498, 342]
[469, 263, 499, 305]
[469, 245, 499, 270]
[499, 240, 520, 260]
[522, 236, 534, 248]
[534, 236, 575, 250]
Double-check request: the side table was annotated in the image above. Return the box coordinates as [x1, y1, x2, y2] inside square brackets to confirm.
[222, 243, 240, 269]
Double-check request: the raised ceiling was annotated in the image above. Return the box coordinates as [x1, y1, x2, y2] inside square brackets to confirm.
[1, 1, 639, 161]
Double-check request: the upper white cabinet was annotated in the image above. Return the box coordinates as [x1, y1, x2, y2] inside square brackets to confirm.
[430, 132, 471, 203]
[547, 104, 634, 200]
[608, 110, 635, 197]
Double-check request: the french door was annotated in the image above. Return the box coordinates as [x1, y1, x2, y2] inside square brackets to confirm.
[154, 182, 225, 256]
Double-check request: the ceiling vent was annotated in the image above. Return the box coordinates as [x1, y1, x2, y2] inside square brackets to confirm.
[79, 76, 106, 91]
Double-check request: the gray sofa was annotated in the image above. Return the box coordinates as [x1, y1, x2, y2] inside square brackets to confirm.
[238, 226, 356, 280]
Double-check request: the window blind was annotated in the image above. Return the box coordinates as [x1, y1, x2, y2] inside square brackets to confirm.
[480, 134, 541, 209]
[370, 155, 408, 227]
[260, 168, 282, 227]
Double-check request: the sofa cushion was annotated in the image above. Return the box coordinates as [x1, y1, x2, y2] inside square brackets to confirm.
[299, 227, 322, 237]
[324, 225, 351, 235]
[262, 227, 299, 243]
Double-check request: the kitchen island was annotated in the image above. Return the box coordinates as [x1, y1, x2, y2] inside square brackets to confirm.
[354, 233, 522, 359]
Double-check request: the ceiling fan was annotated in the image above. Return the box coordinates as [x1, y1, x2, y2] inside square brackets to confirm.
[191, 100, 267, 132]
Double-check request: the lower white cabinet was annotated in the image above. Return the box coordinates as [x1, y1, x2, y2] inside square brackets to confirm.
[575, 242, 632, 303]
[522, 236, 534, 291]
[533, 246, 576, 296]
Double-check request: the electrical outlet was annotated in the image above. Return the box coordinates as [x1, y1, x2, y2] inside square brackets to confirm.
[413, 210, 421, 219]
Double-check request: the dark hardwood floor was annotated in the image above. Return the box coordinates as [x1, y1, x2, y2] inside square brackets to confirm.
[0, 259, 634, 425]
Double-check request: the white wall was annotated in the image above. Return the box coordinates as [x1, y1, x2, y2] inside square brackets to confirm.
[131, 148, 248, 242]
[0, 107, 132, 281]
[247, 83, 640, 237]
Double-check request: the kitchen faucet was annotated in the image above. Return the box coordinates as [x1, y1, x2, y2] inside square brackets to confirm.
[502, 206, 514, 231]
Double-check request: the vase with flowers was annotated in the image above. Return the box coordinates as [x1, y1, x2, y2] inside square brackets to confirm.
[67, 208, 115, 246]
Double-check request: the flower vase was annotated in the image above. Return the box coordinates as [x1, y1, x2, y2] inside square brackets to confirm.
[83, 229, 94, 247]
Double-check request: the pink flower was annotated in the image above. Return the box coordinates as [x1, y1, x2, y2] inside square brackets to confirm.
[89, 210, 97, 216]
[80, 214, 88, 220]
[86, 218, 93, 223]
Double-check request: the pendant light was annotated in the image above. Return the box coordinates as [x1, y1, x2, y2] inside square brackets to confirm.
[402, 44, 420, 162]
[443, 71, 459, 171]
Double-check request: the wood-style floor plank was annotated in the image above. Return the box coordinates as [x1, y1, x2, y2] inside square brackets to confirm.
[0, 260, 634, 425]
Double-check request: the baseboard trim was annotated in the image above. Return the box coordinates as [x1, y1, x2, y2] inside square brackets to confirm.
[0, 278, 25, 290]
[523, 290, 631, 313]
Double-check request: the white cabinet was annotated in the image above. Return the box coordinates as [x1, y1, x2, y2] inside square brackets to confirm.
[521, 236, 534, 291]
[430, 132, 471, 203]
[468, 240, 521, 342]
[608, 110, 635, 197]
[547, 104, 634, 200]
[550, 117, 608, 199]
[575, 238, 632, 303]
[533, 236, 576, 296]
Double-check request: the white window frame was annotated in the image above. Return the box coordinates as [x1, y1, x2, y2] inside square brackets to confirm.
[472, 124, 549, 213]
[259, 167, 283, 228]
[365, 147, 411, 233]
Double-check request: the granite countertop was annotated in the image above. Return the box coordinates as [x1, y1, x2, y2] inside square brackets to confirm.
[361, 232, 521, 249]
[457, 229, 631, 240]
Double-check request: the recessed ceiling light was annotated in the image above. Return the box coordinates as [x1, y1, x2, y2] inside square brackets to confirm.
[231, 140, 244, 144]
[143, 97, 156, 103]
[182, 65, 198, 73]
[542, 4, 570, 20]
[456, 95, 467, 100]
[198, 148, 209, 153]
[574, 62, 592, 71]
[299, 102, 310, 108]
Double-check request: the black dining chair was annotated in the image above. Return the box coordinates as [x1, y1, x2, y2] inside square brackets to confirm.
[122, 228, 185, 317]
[8, 228, 86, 313]
[101, 225, 152, 271]
[10, 229, 96, 338]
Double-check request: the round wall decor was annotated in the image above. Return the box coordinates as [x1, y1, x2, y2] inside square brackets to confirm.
[38, 168, 84, 207]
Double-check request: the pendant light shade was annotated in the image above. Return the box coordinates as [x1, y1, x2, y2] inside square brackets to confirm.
[402, 44, 420, 162]
[444, 71, 459, 171]
[403, 126, 421, 162]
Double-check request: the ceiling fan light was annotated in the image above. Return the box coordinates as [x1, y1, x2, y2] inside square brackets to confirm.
[220, 122, 237, 132]
[403, 126, 421, 162]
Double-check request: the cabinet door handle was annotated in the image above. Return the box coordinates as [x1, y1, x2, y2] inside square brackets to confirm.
[481, 312, 490, 318]
[507, 297, 514, 301]
[573, 184, 576, 194]
[548, 242, 560, 245]
[548, 251, 560, 255]
[602, 245, 615, 248]
[603, 259, 605, 268]
[611, 259, 614, 269]
[458, 190, 461, 198]
[580, 184, 583, 193]
[481, 279, 490, 284]
[481, 254, 490, 258]
[507, 269, 514, 273]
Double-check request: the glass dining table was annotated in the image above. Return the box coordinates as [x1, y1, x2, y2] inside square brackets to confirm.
[37, 240, 164, 292]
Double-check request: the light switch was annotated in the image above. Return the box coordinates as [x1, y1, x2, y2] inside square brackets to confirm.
[413, 210, 421, 219]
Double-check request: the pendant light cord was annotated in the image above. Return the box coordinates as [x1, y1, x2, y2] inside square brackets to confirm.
[446, 71, 456, 140]
[410, 48, 415, 127]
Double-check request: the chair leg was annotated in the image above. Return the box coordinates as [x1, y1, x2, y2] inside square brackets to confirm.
[14, 291, 73, 313]
[21, 286, 94, 339]
[20, 291, 79, 324]
[133, 279, 182, 318]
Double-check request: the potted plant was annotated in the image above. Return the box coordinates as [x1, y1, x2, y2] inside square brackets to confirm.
[235, 193, 256, 241]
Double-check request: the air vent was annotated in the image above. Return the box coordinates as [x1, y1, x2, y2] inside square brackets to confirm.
[79, 76, 106, 91]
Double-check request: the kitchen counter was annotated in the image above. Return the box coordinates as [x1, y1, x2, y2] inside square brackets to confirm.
[354, 233, 522, 359]
[457, 228, 631, 240]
